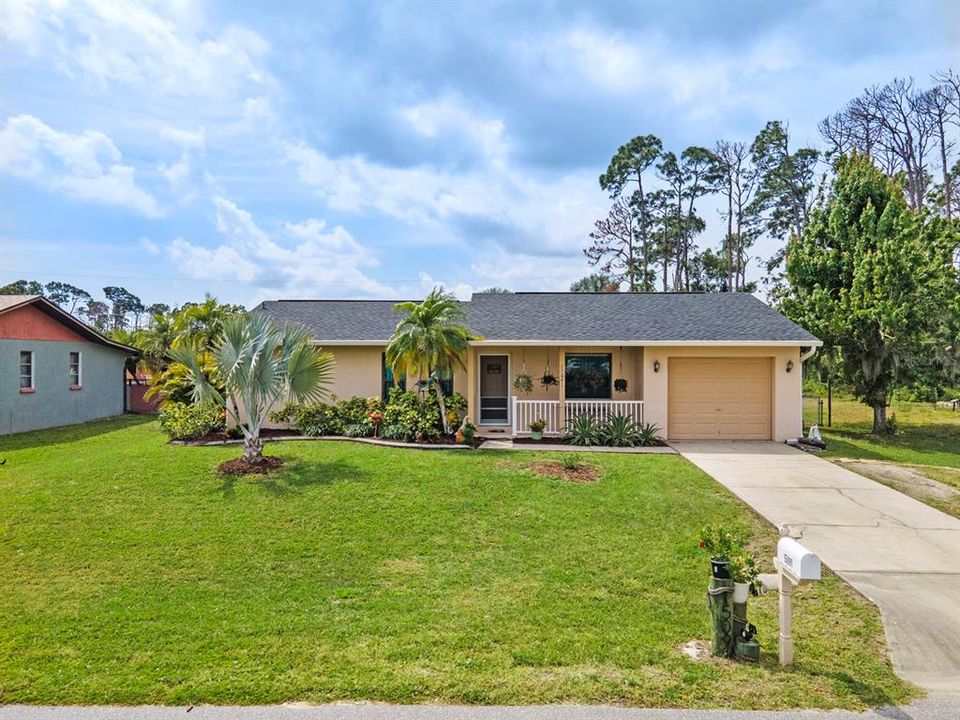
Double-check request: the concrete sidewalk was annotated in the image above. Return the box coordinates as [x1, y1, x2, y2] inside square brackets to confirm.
[673, 441, 960, 695]
[1, 699, 957, 720]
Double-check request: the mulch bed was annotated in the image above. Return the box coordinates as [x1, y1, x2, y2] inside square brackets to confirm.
[512, 437, 567, 445]
[529, 460, 599, 483]
[217, 456, 285, 476]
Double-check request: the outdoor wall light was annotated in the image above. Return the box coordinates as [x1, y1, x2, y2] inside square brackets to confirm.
[653, 359, 661, 373]
[786, 360, 794, 373]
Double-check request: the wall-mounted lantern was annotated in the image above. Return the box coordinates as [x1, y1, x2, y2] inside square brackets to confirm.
[786, 360, 794, 373]
[653, 359, 661, 373]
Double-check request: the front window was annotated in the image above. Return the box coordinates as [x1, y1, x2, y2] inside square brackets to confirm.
[20, 351, 34, 389]
[382, 353, 405, 400]
[69, 351, 82, 386]
[565, 354, 611, 399]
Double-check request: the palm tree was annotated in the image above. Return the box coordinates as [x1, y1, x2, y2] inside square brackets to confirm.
[386, 288, 473, 435]
[171, 313, 334, 464]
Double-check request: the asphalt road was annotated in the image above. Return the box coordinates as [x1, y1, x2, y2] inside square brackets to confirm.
[1, 700, 959, 720]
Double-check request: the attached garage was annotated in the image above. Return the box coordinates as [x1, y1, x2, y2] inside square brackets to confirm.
[667, 357, 773, 440]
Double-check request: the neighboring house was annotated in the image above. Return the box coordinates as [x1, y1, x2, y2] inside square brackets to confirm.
[255, 292, 821, 442]
[0, 295, 137, 435]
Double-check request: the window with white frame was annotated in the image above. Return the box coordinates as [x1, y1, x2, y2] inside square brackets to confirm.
[69, 351, 82, 386]
[20, 351, 34, 389]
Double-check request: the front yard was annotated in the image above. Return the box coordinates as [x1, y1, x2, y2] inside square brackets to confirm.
[0, 417, 914, 709]
[804, 396, 960, 516]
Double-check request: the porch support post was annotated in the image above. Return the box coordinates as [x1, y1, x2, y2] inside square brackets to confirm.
[557, 348, 566, 432]
[466, 347, 477, 428]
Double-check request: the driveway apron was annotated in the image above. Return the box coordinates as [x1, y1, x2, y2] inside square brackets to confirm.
[673, 441, 960, 695]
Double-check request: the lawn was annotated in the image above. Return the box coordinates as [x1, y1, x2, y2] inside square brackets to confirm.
[803, 395, 960, 469]
[0, 417, 915, 709]
[803, 396, 960, 515]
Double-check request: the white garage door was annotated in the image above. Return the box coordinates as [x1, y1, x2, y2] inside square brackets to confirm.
[668, 357, 773, 440]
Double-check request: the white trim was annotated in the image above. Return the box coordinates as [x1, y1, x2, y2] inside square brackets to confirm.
[69, 350, 83, 387]
[478, 353, 511, 426]
[19, 349, 34, 389]
[467, 339, 823, 347]
[313, 339, 822, 348]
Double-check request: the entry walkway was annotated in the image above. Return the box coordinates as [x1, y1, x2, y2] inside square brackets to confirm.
[673, 441, 960, 695]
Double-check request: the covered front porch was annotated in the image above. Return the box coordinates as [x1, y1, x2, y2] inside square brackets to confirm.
[464, 344, 645, 437]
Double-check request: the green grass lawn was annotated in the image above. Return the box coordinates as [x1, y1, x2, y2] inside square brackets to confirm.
[803, 396, 960, 469]
[0, 417, 915, 709]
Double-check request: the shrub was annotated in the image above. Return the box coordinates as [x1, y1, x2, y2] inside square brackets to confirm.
[158, 401, 225, 440]
[342, 423, 371, 438]
[380, 423, 413, 442]
[599, 414, 641, 447]
[636, 422, 665, 447]
[561, 452, 584, 471]
[269, 402, 341, 436]
[565, 414, 602, 446]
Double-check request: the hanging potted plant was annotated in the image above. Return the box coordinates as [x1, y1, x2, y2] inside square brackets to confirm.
[729, 551, 760, 603]
[529, 418, 546, 440]
[698, 525, 745, 580]
[540, 356, 558, 388]
[514, 373, 534, 394]
[613, 349, 628, 393]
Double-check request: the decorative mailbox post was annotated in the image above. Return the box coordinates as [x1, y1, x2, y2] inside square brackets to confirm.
[774, 537, 821, 666]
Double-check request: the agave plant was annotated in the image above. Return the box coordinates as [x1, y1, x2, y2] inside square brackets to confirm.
[599, 414, 642, 447]
[636, 422, 665, 447]
[170, 313, 334, 464]
[565, 413, 602, 446]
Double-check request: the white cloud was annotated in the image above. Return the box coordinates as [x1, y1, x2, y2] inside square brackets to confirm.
[167, 195, 392, 299]
[285, 134, 607, 258]
[0, 114, 161, 217]
[400, 97, 509, 167]
[160, 126, 206, 150]
[3, 1, 274, 101]
[138, 236, 160, 255]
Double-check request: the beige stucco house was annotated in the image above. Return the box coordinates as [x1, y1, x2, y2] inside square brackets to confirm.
[255, 292, 821, 442]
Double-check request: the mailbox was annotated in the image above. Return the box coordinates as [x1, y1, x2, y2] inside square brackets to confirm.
[777, 537, 820, 582]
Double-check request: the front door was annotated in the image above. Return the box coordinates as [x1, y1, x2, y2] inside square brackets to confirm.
[479, 355, 509, 425]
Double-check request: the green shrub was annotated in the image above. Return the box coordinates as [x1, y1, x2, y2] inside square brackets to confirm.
[380, 423, 413, 442]
[269, 402, 341, 436]
[342, 423, 372, 438]
[636, 422, 665, 447]
[561, 452, 584, 470]
[158, 401, 225, 440]
[599, 414, 641, 447]
[565, 414, 602, 446]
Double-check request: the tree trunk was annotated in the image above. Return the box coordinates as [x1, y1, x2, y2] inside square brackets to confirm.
[434, 380, 451, 435]
[243, 435, 264, 463]
[872, 402, 887, 435]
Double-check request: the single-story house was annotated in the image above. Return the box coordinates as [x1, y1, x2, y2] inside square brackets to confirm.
[0, 295, 138, 435]
[255, 292, 821, 442]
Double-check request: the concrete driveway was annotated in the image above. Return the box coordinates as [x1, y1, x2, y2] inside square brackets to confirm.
[673, 441, 960, 695]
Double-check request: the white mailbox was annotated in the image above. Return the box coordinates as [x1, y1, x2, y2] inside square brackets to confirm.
[777, 537, 821, 583]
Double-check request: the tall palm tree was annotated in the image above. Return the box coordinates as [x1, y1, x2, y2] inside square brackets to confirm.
[171, 313, 334, 464]
[386, 288, 473, 435]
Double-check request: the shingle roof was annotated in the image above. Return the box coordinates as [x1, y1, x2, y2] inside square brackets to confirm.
[255, 293, 819, 345]
[0, 294, 138, 353]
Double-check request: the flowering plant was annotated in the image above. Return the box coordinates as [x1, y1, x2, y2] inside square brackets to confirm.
[698, 525, 746, 561]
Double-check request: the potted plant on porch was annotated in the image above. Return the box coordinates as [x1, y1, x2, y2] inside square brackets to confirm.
[529, 418, 547, 440]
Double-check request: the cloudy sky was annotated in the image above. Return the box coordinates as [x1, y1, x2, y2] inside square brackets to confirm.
[0, 0, 956, 308]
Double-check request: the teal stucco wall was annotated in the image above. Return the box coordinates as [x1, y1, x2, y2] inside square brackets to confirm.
[0, 338, 128, 435]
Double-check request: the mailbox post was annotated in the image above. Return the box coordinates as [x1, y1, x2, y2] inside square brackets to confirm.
[774, 537, 821, 666]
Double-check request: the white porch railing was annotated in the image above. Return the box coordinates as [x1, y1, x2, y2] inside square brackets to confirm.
[512, 397, 644, 435]
[511, 398, 560, 435]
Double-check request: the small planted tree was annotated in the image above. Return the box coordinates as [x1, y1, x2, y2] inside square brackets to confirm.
[386, 288, 473, 436]
[171, 313, 334, 465]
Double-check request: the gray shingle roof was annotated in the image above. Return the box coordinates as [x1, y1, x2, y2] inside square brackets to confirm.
[254, 293, 819, 344]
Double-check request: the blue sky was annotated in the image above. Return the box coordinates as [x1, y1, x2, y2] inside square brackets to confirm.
[1, 0, 956, 308]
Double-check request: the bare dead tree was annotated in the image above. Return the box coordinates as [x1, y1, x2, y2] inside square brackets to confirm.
[584, 198, 642, 291]
[713, 140, 760, 291]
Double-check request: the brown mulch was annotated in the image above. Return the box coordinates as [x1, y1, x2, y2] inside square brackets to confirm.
[529, 460, 599, 483]
[217, 456, 285, 475]
[511, 437, 567, 445]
